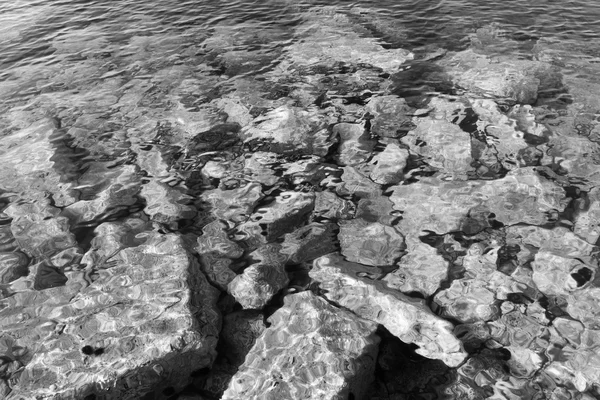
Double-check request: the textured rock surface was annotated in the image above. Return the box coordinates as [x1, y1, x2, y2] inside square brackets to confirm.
[281, 10, 413, 73]
[339, 219, 405, 266]
[4, 4, 600, 398]
[196, 221, 244, 291]
[402, 117, 472, 179]
[227, 244, 289, 309]
[200, 183, 263, 225]
[310, 253, 467, 367]
[241, 106, 332, 156]
[1, 228, 221, 399]
[62, 164, 141, 226]
[235, 191, 314, 247]
[140, 180, 196, 225]
[390, 167, 568, 236]
[0, 119, 78, 206]
[441, 49, 550, 104]
[369, 143, 408, 185]
[221, 291, 380, 400]
[365, 95, 415, 138]
[383, 236, 449, 297]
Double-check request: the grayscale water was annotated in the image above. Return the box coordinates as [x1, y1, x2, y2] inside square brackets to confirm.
[2, 0, 600, 399]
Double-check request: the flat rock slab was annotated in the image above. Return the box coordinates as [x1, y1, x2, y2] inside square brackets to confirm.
[390, 167, 567, 236]
[221, 291, 380, 400]
[282, 10, 413, 73]
[402, 118, 472, 180]
[310, 253, 467, 367]
[0, 119, 78, 206]
[1, 229, 220, 399]
[241, 106, 332, 156]
[440, 49, 551, 104]
[383, 236, 449, 297]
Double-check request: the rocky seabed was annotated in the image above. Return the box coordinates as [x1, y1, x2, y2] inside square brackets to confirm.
[2, 5, 600, 400]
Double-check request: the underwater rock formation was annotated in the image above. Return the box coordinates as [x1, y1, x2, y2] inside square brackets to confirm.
[241, 106, 332, 156]
[281, 9, 413, 74]
[338, 219, 405, 266]
[390, 167, 568, 236]
[0, 228, 220, 399]
[0, 119, 78, 207]
[140, 180, 196, 225]
[221, 291, 380, 400]
[310, 253, 467, 367]
[235, 191, 314, 248]
[383, 236, 449, 297]
[227, 244, 289, 309]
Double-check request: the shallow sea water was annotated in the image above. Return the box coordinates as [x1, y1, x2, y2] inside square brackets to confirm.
[2, 0, 600, 399]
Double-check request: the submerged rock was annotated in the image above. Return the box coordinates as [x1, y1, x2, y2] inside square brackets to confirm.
[338, 219, 405, 266]
[390, 167, 567, 236]
[369, 143, 408, 185]
[1, 230, 221, 399]
[441, 49, 552, 104]
[62, 164, 141, 226]
[334, 122, 374, 166]
[241, 106, 332, 156]
[0, 119, 78, 206]
[221, 291, 380, 400]
[365, 95, 415, 138]
[280, 222, 338, 264]
[310, 253, 467, 367]
[140, 179, 196, 225]
[235, 191, 314, 248]
[196, 221, 244, 291]
[282, 10, 413, 73]
[200, 182, 263, 226]
[402, 117, 472, 179]
[227, 244, 289, 310]
[383, 236, 449, 297]
[0, 251, 29, 284]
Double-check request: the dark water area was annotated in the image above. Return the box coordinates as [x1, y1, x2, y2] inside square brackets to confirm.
[2, 0, 600, 399]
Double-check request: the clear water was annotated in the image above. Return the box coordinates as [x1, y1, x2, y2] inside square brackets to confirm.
[2, 0, 600, 398]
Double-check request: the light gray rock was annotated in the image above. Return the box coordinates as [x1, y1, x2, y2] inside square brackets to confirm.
[241, 106, 332, 156]
[310, 253, 467, 367]
[0, 252, 29, 284]
[389, 167, 568, 236]
[441, 49, 551, 104]
[200, 182, 263, 226]
[228, 244, 289, 310]
[339, 219, 404, 266]
[0, 119, 78, 206]
[365, 95, 415, 138]
[140, 179, 196, 225]
[334, 122, 374, 166]
[383, 236, 449, 297]
[369, 143, 408, 185]
[221, 291, 380, 400]
[574, 187, 600, 244]
[1, 230, 221, 399]
[280, 10, 413, 73]
[63, 164, 141, 226]
[401, 117, 472, 180]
